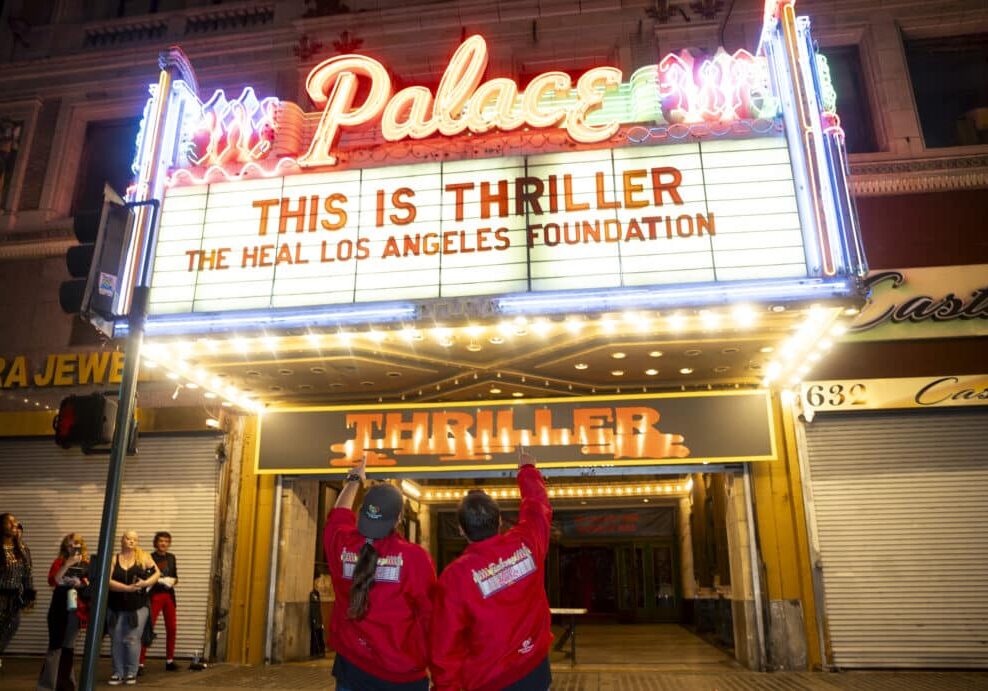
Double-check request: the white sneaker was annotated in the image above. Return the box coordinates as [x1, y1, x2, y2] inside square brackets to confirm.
[125, 675, 138, 685]
[108, 675, 124, 686]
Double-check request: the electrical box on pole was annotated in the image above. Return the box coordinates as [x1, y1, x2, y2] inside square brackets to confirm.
[59, 184, 134, 335]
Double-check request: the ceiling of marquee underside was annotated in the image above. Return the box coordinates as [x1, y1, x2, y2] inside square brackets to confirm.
[0, 300, 857, 417]
[133, 303, 848, 410]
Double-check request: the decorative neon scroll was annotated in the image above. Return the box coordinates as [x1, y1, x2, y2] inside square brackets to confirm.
[657, 48, 779, 123]
[189, 87, 278, 166]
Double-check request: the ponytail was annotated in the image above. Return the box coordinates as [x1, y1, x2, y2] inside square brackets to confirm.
[347, 541, 379, 621]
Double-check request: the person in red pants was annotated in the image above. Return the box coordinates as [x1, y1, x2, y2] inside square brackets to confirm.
[139, 532, 179, 674]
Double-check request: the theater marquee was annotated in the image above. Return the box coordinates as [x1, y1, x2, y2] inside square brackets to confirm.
[255, 390, 777, 475]
[151, 137, 802, 314]
[129, 15, 864, 337]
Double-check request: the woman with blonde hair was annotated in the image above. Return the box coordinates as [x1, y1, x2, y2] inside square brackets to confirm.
[107, 531, 159, 686]
[38, 533, 90, 690]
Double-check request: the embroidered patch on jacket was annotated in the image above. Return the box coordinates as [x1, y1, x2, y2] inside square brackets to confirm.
[472, 545, 537, 598]
[341, 548, 404, 583]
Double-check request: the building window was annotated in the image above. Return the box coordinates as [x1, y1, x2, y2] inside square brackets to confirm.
[0, 118, 24, 211]
[70, 118, 140, 214]
[116, 0, 160, 17]
[905, 33, 988, 148]
[821, 45, 878, 154]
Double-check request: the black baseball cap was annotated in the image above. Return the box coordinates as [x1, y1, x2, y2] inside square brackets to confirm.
[357, 484, 403, 539]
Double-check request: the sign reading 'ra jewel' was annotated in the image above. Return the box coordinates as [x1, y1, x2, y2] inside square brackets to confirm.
[255, 390, 776, 475]
[0, 351, 125, 389]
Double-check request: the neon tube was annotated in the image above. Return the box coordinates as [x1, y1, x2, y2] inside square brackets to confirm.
[780, 3, 834, 277]
[795, 16, 841, 275]
[495, 276, 857, 315]
[114, 302, 417, 338]
[762, 17, 824, 277]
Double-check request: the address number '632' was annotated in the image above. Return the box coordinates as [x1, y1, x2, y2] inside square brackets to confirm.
[803, 383, 868, 408]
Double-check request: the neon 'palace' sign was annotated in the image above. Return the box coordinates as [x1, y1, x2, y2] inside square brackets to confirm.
[129, 0, 864, 337]
[301, 35, 623, 166]
[179, 36, 779, 181]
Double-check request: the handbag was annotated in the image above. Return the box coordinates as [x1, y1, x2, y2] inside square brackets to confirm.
[141, 609, 157, 647]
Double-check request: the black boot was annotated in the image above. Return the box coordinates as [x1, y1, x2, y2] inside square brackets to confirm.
[56, 647, 75, 691]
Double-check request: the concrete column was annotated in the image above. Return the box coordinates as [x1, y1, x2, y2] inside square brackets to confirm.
[724, 471, 764, 670]
[416, 499, 432, 556]
[677, 494, 697, 600]
[868, 14, 925, 154]
[208, 413, 247, 661]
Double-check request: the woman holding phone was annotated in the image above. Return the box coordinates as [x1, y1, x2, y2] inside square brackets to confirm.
[38, 533, 90, 691]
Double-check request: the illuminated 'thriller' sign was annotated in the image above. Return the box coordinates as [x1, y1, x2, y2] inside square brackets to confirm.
[299, 35, 624, 167]
[255, 390, 777, 474]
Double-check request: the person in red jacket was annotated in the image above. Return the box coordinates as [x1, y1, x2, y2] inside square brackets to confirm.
[323, 454, 436, 691]
[430, 449, 553, 691]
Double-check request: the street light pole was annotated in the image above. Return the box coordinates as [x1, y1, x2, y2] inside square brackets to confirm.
[79, 47, 195, 691]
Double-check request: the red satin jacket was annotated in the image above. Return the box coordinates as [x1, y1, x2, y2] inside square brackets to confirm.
[323, 508, 436, 683]
[430, 465, 553, 690]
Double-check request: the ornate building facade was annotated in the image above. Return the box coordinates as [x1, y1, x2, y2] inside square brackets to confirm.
[0, 0, 984, 671]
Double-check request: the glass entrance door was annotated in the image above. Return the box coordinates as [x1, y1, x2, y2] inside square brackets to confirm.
[616, 541, 679, 623]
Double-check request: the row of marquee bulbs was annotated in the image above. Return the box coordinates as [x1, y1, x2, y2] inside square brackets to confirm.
[140, 304, 850, 409]
[6, 393, 50, 410]
[141, 342, 264, 413]
[761, 305, 852, 388]
[402, 478, 695, 502]
[146, 305, 767, 359]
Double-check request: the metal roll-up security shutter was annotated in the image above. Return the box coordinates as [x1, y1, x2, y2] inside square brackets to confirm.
[803, 409, 988, 669]
[0, 435, 222, 659]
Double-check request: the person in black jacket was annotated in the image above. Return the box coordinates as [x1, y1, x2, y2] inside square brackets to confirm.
[0, 513, 34, 656]
[139, 532, 179, 673]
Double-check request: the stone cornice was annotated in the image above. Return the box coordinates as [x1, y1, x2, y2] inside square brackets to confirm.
[0, 229, 74, 260]
[849, 153, 988, 196]
[0, 29, 297, 92]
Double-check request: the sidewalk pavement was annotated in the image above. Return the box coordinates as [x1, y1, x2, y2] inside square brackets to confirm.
[1, 656, 986, 690]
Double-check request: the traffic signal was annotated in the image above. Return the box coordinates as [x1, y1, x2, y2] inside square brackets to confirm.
[53, 392, 139, 455]
[59, 184, 134, 322]
[53, 393, 117, 453]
